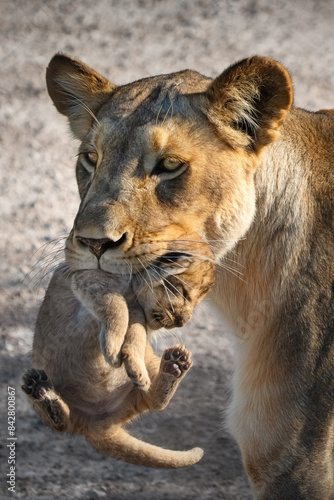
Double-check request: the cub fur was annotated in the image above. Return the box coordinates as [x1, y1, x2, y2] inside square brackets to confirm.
[27, 53, 334, 498]
[23, 235, 215, 468]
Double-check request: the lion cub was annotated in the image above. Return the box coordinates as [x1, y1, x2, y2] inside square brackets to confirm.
[22, 235, 214, 468]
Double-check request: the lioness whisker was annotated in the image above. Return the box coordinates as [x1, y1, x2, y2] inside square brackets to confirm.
[151, 242, 244, 268]
[153, 237, 245, 262]
[154, 249, 245, 282]
[137, 257, 155, 294]
[161, 279, 175, 313]
[148, 260, 193, 290]
[56, 263, 72, 280]
[154, 249, 217, 265]
[155, 237, 245, 244]
[138, 247, 243, 284]
[25, 235, 66, 264]
[151, 249, 214, 260]
[164, 272, 195, 292]
[24, 235, 66, 269]
[149, 263, 191, 307]
[162, 259, 187, 270]
[147, 265, 182, 310]
[125, 260, 133, 283]
[29, 262, 63, 289]
[24, 251, 65, 287]
[136, 258, 154, 294]
[220, 265, 247, 282]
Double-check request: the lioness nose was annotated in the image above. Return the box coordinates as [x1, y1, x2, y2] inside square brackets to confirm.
[76, 234, 127, 259]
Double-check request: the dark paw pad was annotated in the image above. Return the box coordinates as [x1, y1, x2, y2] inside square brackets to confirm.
[162, 345, 192, 378]
[22, 368, 51, 399]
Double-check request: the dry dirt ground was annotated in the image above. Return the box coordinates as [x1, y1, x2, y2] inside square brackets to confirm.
[1, 1, 333, 499]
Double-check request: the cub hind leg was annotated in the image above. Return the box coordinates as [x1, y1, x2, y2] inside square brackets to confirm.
[144, 345, 193, 411]
[86, 345, 199, 468]
[22, 368, 70, 432]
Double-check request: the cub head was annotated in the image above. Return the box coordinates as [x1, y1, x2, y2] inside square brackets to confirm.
[134, 233, 216, 330]
[46, 53, 293, 276]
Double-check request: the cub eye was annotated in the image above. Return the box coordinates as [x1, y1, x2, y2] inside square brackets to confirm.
[80, 151, 98, 173]
[162, 158, 183, 171]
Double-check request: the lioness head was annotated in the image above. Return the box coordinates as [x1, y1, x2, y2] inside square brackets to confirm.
[46, 54, 292, 275]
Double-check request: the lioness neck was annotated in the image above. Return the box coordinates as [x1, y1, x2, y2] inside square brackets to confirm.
[213, 107, 333, 336]
[212, 106, 334, 466]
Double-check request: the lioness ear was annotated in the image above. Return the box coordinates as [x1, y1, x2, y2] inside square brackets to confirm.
[46, 53, 116, 139]
[200, 56, 293, 151]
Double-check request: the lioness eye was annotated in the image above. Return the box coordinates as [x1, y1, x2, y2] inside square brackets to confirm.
[151, 156, 187, 177]
[80, 151, 98, 173]
[85, 152, 98, 166]
[162, 158, 183, 171]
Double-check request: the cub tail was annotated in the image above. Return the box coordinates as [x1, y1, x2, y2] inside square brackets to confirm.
[87, 427, 203, 469]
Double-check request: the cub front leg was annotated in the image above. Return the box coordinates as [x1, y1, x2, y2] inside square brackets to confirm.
[98, 294, 129, 367]
[121, 306, 151, 391]
[144, 345, 193, 411]
[71, 270, 129, 367]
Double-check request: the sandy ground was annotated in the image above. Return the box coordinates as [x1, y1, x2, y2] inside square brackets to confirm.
[1, 1, 333, 498]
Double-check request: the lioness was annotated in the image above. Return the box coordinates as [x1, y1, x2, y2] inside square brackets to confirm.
[29, 53, 334, 498]
[23, 236, 215, 468]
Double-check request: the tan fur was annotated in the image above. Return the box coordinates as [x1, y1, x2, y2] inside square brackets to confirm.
[23, 233, 214, 468]
[24, 53, 334, 496]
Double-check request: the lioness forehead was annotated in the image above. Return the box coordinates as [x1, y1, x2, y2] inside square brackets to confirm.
[99, 69, 211, 125]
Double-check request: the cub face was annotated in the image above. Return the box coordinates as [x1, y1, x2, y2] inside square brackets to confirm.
[134, 234, 216, 330]
[46, 54, 293, 276]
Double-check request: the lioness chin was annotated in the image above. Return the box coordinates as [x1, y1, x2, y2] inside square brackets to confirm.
[29, 53, 334, 498]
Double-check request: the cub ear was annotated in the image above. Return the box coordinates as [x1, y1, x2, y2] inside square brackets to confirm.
[200, 56, 293, 151]
[46, 53, 116, 139]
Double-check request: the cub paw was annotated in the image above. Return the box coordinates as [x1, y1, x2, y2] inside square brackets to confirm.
[22, 369, 51, 399]
[161, 345, 192, 378]
[124, 362, 151, 392]
[22, 369, 69, 432]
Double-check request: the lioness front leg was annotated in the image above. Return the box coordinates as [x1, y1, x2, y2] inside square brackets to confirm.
[144, 345, 193, 411]
[22, 369, 70, 432]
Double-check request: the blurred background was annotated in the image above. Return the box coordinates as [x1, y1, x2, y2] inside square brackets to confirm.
[1, 1, 333, 498]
